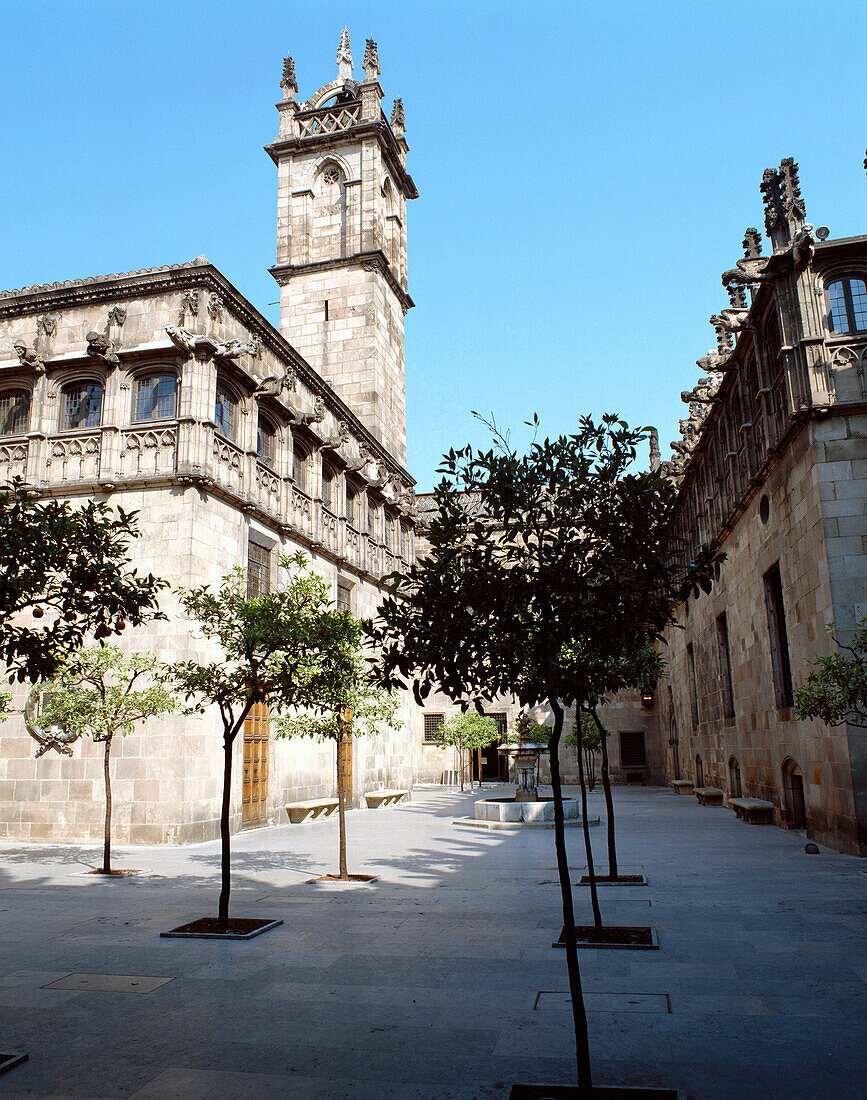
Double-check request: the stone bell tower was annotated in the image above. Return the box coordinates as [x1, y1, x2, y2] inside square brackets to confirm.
[266, 30, 417, 465]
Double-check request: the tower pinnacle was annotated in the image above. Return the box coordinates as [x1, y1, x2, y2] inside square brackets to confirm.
[337, 28, 353, 78]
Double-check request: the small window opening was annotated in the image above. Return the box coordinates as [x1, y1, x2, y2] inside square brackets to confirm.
[324, 300, 329, 322]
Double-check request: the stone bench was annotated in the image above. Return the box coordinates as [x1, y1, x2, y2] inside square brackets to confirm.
[364, 789, 409, 809]
[285, 798, 339, 824]
[694, 787, 725, 806]
[670, 779, 694, 795]
[728, 797, 774, 824]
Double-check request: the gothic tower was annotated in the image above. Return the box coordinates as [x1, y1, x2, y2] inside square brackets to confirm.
[266, 31, 417, 464]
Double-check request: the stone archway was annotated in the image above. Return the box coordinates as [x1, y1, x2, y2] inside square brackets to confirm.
[782, 757, 806, 829]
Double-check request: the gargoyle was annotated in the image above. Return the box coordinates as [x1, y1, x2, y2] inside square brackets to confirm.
[344, 442, 370, 474]
[213, 338, 259, 361]
[319, 420, 351, 451]
[791, 223, 816, 268]
[86, 331, 120, 368]
[165, 325, 199, 354]
[24, 684, 79, 758]
[293, 395, 325, 426]
[13, 340, 45, 375]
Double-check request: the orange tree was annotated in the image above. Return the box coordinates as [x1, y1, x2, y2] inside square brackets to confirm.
[371, 414, 716, 1094]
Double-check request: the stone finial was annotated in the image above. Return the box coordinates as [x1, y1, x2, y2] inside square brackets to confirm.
[864, 147, 867, 180]
[390, 98, 405, 132]
[743, 228, 762, 258]
[760, 167, 785, 240]
[727, 282, 747, 309]
[363, 39, 380, 80]
[281, 56, 298, 98]
[337, 28, 353, 77]
[779, 157, 806, 229]
[649, 428, 661, 472]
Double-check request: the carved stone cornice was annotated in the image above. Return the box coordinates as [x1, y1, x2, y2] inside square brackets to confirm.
[269, 250, 414, 313]
[0, 259, 414, 489]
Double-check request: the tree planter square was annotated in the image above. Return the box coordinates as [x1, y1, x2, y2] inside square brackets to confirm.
[577, 874, 646, 886]
[554, 925, 659, 949]
[510, 1086, 680, 1098]
[160, 917, 283, 940]
[0, 1053, 27, 1076]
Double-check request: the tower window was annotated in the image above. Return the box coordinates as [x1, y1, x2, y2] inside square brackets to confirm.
[826, 276, 867, 334]
[323, 165, 340, 186]
[324, 300, 329, 322]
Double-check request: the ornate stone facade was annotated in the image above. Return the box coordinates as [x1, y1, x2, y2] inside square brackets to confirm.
[657, 156, 867, 855]
[0, 33, 418, 844]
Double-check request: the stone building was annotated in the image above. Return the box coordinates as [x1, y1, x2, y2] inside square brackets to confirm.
[656, 156, 867, 855]
[0, 31, 419, 844]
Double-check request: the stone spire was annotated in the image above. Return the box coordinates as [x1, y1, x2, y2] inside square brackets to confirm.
[649, 428, 661, 472]
[337, 28, 353, 78]
[363, 38, 380, 80]
[743, 227, 762, 259]
[280, 56, 298, 99]
[390, 98, 405, 134]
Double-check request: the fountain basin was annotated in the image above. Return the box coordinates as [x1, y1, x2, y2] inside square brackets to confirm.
[453, 796, 599, 830]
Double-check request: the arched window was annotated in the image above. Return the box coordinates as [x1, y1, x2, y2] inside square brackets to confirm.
[321, 463, 335, 511]
[782, 758, 806, 829]
[728, 756, 742, 799]
[134, 372, 177, 422]
[257, 417, 276, 466]
[345, 483, 358, 526]
[0, 389, 30, 437]
[293, 445, 308, 493]
[826, 276, 867, 334]
[214, 380, 238, 440]
[61, 380, 103, 430]
[695, 755, 704, 788]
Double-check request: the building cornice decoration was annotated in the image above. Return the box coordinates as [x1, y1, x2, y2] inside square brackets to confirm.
[37, 315, 57, 338]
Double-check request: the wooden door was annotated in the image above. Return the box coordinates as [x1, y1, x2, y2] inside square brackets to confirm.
[242, 702, 269, 826]
[338, 737, 353, 804]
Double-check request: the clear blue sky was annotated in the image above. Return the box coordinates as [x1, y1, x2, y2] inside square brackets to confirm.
[1, 1, 865, 490]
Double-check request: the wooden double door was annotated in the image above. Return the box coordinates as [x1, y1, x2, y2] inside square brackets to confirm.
[242, 702, 269, 827]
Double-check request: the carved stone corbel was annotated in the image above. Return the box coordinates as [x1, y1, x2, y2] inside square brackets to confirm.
[86, 330, 120, 368]
[13, 340, 45, 376]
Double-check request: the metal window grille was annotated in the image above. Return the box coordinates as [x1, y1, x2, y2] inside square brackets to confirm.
[62, 382, 103, 430]
[423, 714, 444, 743]
[135, 373, 177, 422]
[686, 643, 699, 726]
[0, 389, 30, 436]
[763, 562, 794, 708]
[486, 713, 508, 739]
[246, 540, 271, 599]
[716, 612, 735, 721]
[336, 581, 352, 612]
[293, 448, 307, 492]
[257, 420, 275, 465]
[620, 731, 647, 769]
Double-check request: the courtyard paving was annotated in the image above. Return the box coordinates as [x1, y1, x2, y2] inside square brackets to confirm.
[0, 784, 864, 1099]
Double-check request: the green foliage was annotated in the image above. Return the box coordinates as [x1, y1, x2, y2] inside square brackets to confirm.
[566, 713, 602, 751]
[38, 645, 176, 743]
[0, 478, 166, 683]
[272, 612, 401, 743]
[515, 711, 551, 745]
[166, 555, 346, 739]
[0, 688, 11, 721]
[796, 618, 867, 729]
[373, 414, 715, 715]
[435, 711, 499, 753]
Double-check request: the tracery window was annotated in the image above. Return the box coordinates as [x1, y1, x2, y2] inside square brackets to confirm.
[134, 372, 177, 422]
[293, 445, 308, 493]
[826, 276, 867, 334]
[214, 381, 238, 440]
[62, 381, 103, 430]
[0, 389, 30, 437]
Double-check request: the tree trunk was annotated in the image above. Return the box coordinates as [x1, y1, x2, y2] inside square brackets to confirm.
[102, 738, 112, 874]
[336, 725, 348, 879]
[593, 709, 618, 880]
[576, 721, 603, 934]
[584, 746, 596, 791]
[549, 699, 593, 1093]
[217, 735, 233, 929]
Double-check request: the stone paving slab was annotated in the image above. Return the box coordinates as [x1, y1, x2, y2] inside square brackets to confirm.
[0, 784, 864, 1099]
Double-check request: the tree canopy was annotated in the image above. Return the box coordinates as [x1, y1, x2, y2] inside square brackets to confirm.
[796, 617, 867, 729]
[0, 479, 166, 682]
